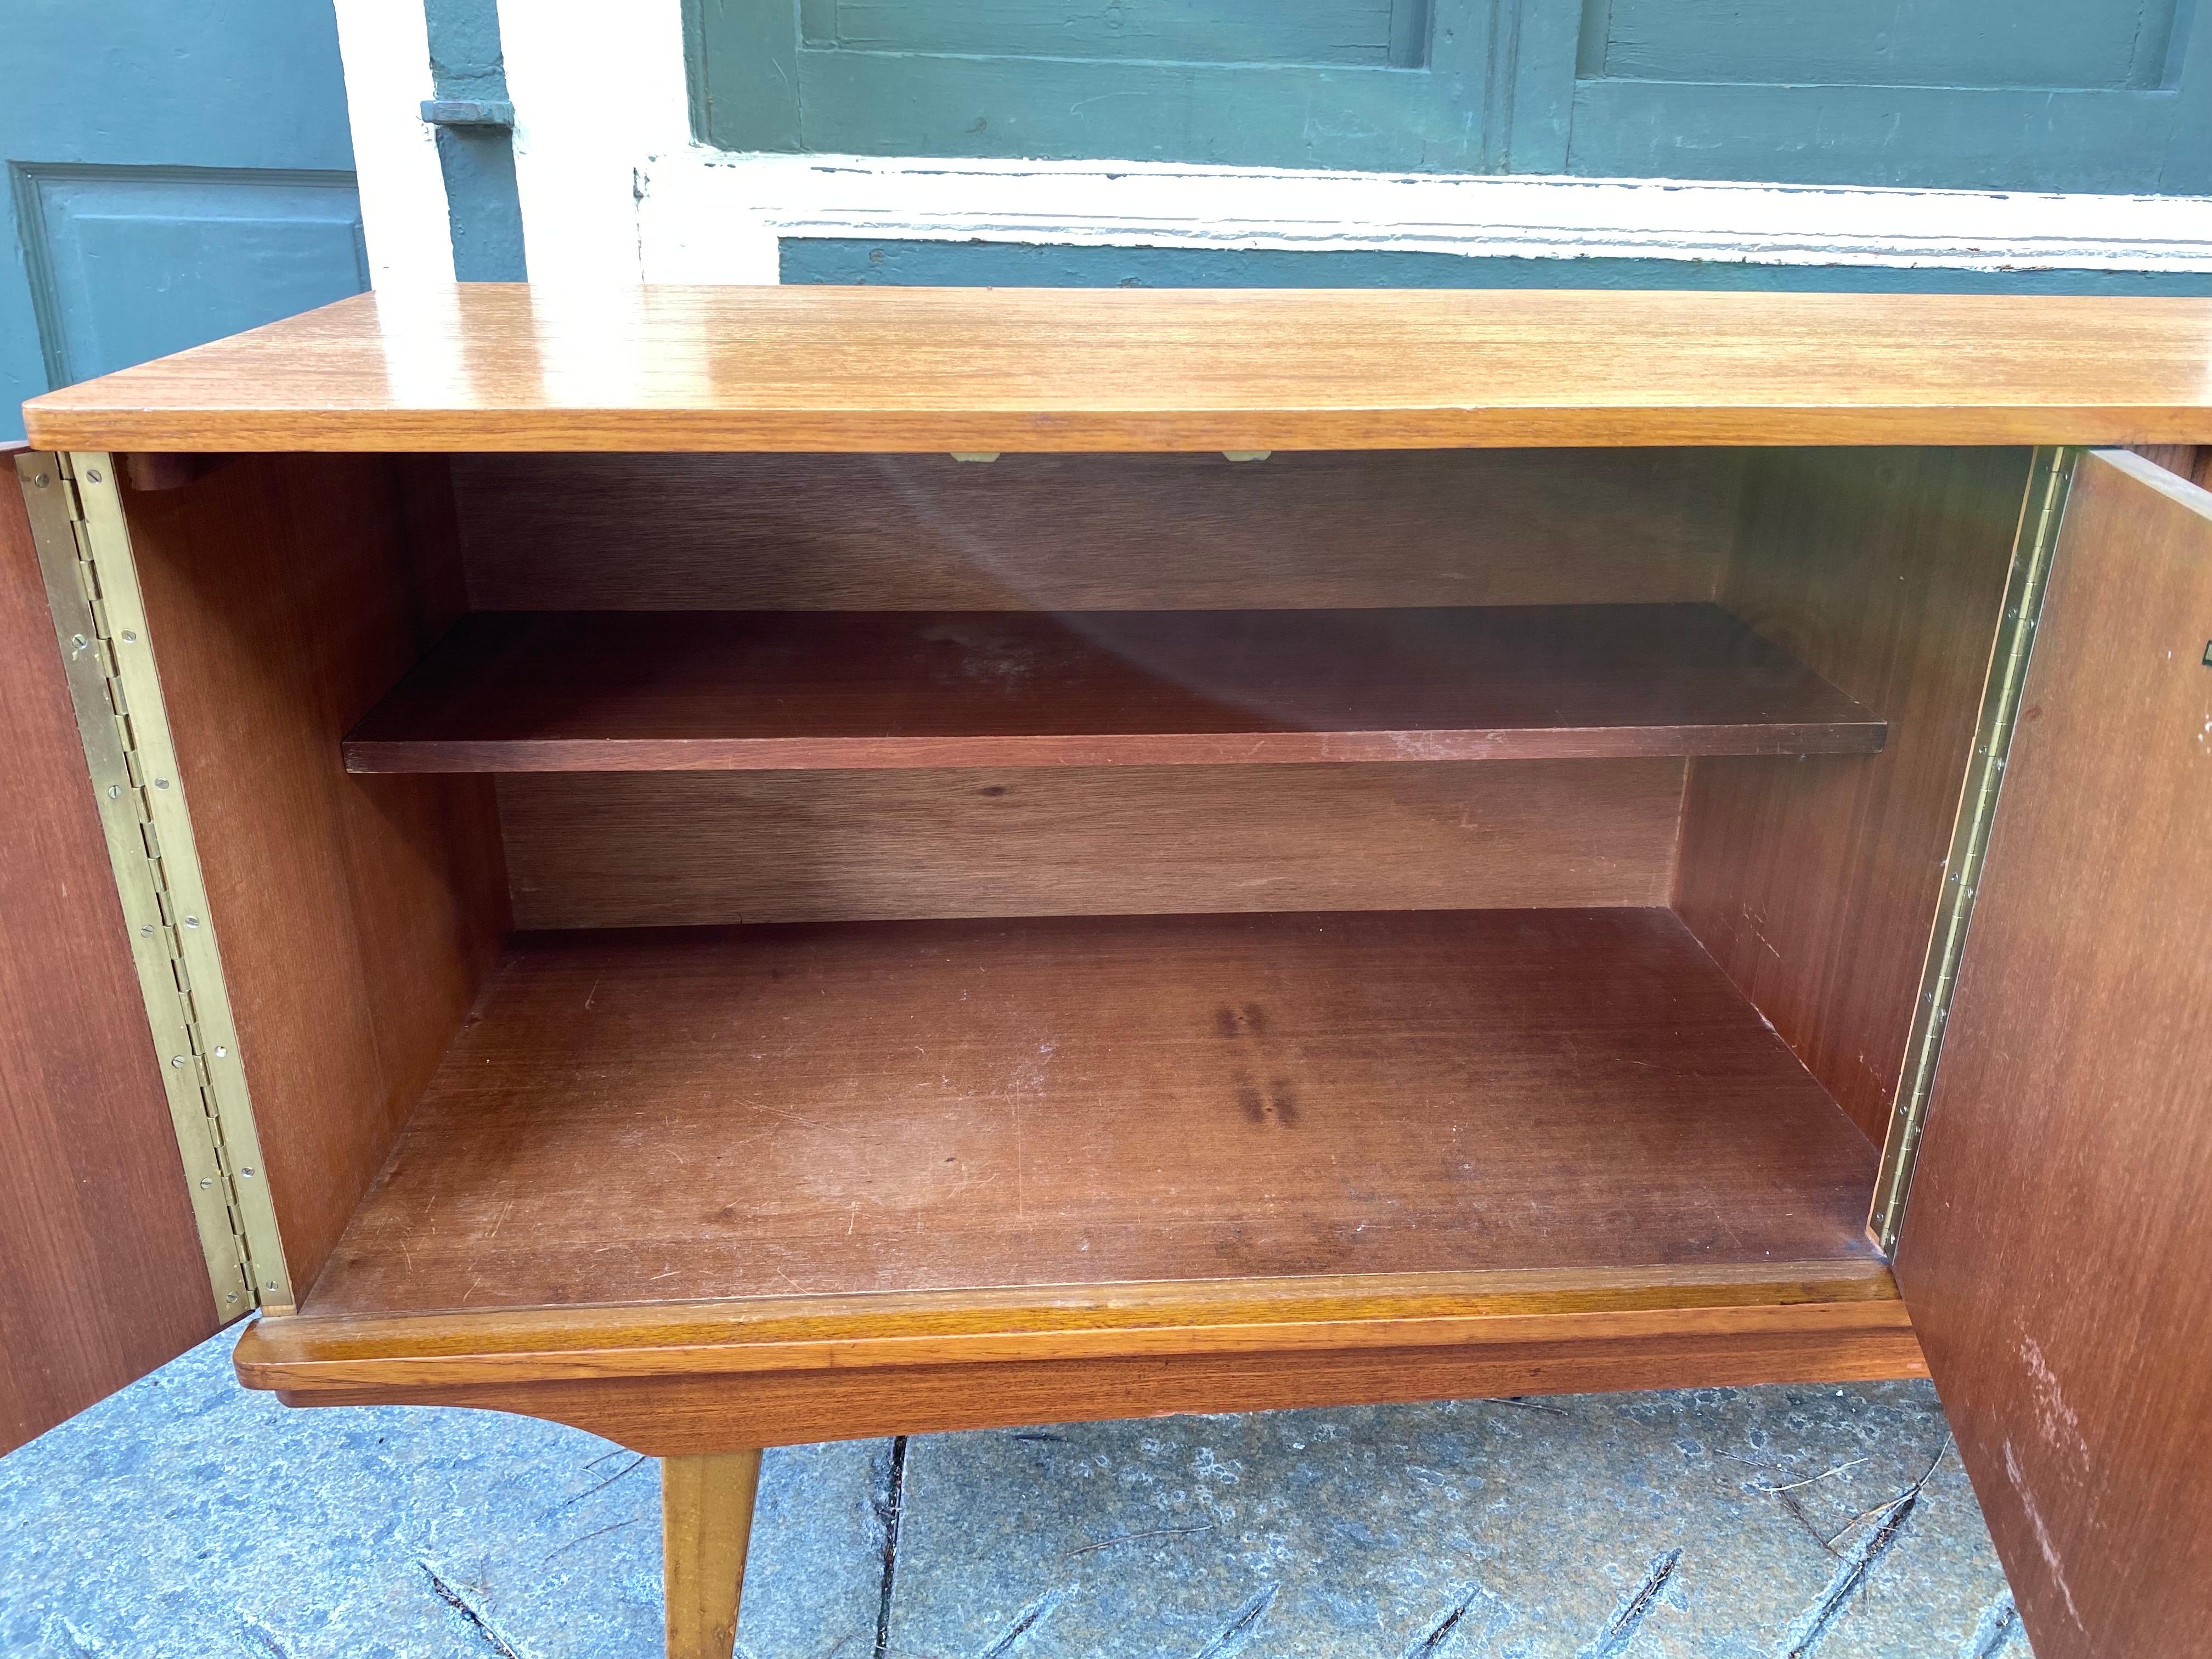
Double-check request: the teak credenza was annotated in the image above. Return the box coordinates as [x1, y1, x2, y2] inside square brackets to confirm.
[12, 287, 2212, 1658]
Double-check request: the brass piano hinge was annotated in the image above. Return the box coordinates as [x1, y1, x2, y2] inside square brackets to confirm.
[14, 451, 294, 1316]
[1869, 444, 2076, 1255]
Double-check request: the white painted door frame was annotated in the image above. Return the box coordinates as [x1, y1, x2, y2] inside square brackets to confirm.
[337, 0, 2212, 289]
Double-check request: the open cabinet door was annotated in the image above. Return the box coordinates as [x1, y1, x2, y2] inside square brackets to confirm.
[1895, 447, 2212, 1658]
[0, 450, 222, 1452]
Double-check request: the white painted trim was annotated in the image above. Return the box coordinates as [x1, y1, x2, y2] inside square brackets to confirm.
[331, 0, 454, 286]
[493, 0, 2212, 287]
[644, 154, 2212, 279]
[497, 0, 710, 283]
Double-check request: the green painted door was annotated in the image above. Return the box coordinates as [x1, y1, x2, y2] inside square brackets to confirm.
[2, 2, 364, 441]
[689, 0, 2212, 190]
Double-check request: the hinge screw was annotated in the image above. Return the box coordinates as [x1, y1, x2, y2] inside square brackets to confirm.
[139, 924, 154, 938]
[31, 472, 49, 488]
[226, 1291, 239, 1304]
[109, 785, 122, 800]
[199, 1177, 213, 1189]
[184, 915, 200, 928]
[84, 468, 103, 483]
[120, 630, 137, 642]
[263, 1282, 278, 1293]
[213, 1045, 228, 1058]
[239, 1166, 255, 1178]
[155, 778, 170, 790]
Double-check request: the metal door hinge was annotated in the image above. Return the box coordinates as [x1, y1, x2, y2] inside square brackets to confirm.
[15, 452, 294, 1316]
[1869, 445, 2076, 1254]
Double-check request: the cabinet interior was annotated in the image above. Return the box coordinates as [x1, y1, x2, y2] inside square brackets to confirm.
[117, 444, 2035, 1327]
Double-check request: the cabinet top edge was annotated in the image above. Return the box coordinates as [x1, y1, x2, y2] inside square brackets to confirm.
[25, 285, 2212, 453]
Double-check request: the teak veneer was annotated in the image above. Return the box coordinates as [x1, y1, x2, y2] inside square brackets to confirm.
[15, 290, 2212, 1659]
[342, 604, 1882, 772]
[24, 286, 2212, 453]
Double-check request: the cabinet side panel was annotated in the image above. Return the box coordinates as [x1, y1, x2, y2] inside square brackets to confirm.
[0, 457, 218, 1451]
[1673, 448, 2031, 1144]
[1895, 449, 2212, 1659]
[122, 454, 509, 1298]
[455, 449, 1741, 612]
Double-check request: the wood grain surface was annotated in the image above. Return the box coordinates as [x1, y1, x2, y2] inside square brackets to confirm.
[25, 286, 2212, 452]
[1674, 448, 2033, 1143]
[496, 761, 1683, 928]
[0, 450, 219, 1452]
[302, 907, 1883, 1319]
[239, 1268, 1923, 1451]
[454, 449, 1741, 612]
[1895, 449, 2212, 1659]
[122, 454, 511, 1295]
[343, 605, 1882, 772]
[663, 1451, 759, 1659]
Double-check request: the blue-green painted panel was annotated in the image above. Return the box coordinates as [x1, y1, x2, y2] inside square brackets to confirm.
[1581, 0, 2180, 90]
[805, 0, 1430, 67]
[692, 0, 2212, 194]
[781, 236, 2212, 294]
[1, 0, 358, 440]
[689, 0, 1568, 171]
[14, 168, 366, 387]
[1570, 81, 2188, 192]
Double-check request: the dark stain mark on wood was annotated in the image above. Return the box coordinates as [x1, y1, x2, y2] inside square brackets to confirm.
[1235, 1077, 1266, 1124]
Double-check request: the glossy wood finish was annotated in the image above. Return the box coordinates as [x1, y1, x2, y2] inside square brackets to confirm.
[238, 1268, 1923, 1453]
[0, 450, 219, 1452]
[1675, 448, 2033, 1142]
[498, 761, 1683, 929]
[1895, 450, 2212, 1659]
[301, 907, 1883, 1319]
[345, 605, 1882, 774]
[663, 1451, 759, 1659]
[454, 449, 1741, 612]
[26, 287, 2212, 453]
[122, 454, 510, 1294]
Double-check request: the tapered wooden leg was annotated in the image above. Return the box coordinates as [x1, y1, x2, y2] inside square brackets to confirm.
[662, 1450, 763, 1659]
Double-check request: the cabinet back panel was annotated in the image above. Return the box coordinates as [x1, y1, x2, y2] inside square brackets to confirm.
[501, 761, 1681, 929]
[455, 449, 1742, 612]
[124, 454, 510, 1297]
[1674, 447, 2034, 1146]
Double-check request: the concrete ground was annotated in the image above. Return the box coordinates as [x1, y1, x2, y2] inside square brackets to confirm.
[1, 1325, 2029, 1658]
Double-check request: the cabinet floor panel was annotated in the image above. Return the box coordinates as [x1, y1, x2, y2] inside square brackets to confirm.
[304, 908, 1883, 1319]
[341, 605, 1883, 773]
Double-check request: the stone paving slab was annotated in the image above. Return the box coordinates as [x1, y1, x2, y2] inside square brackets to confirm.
[0, 1325, 888, 1659]
[0, 1326, 2028, 1658]
[884, 1383, 2030, 1659]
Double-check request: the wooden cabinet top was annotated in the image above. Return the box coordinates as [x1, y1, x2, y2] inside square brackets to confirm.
[24, 284, 2212, 453]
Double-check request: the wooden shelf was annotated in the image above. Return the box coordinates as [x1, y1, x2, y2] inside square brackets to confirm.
[301, 907, 1886, 1323]
[343, 604, 1883, 772]
[24, 285, 2212, 452]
